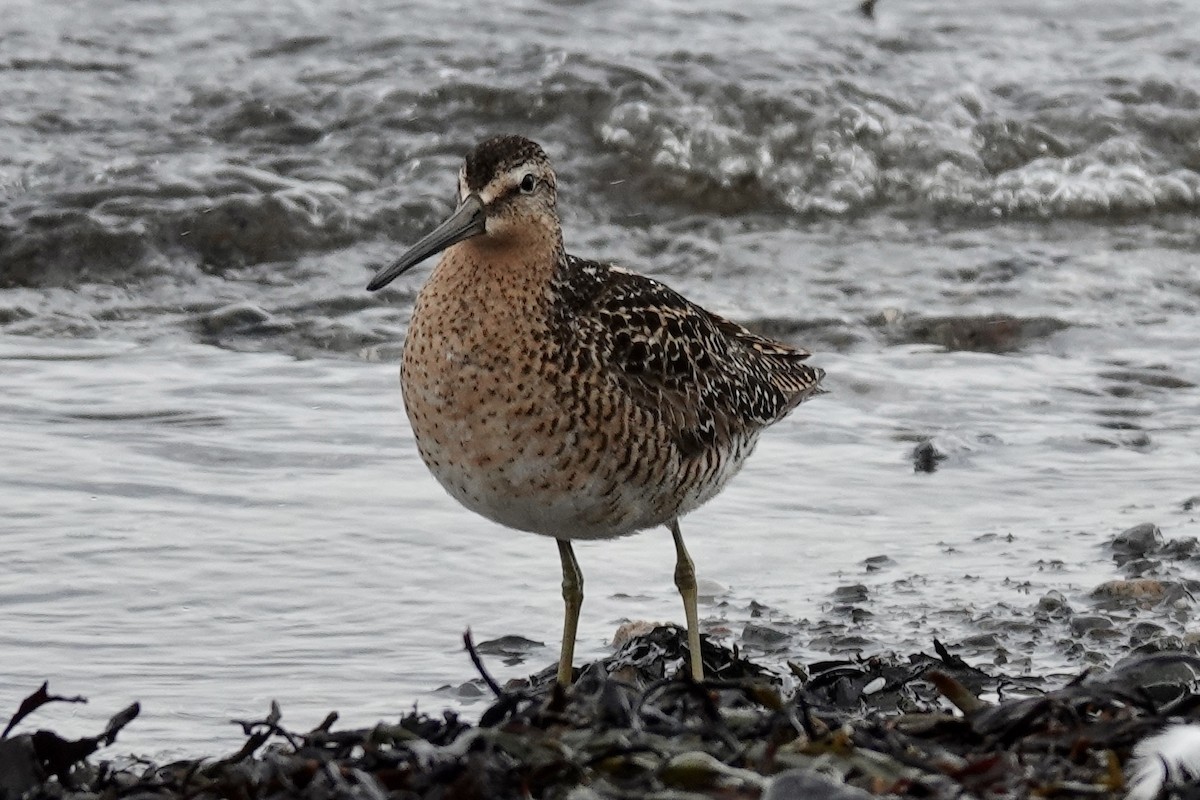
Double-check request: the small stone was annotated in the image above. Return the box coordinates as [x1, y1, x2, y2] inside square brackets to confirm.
[765, 769, 875, 800]
[833, 584, 869, 603]
[1122, 557, 1161, 578]
[565, 786, 606, 800]
[612, 620, 662, 648]
[1037, 590, 1071, 614]
[912, 440, 947, 473]
[660, 751, 764, 792]
[1093, 579, 1169, 603]
[1070, 615, 1115, 636]
[475, 635, 544, 656]
[1102, 653, 1200, 707]
[1130, 621, 1167, 640]
[961, 633, 1001, 648]
[1161, 537, 1199, 559]
[1132, 635, 1185, 655]
[0, 736, 43, 800]
[1111, 523, 1164, 558]
[741, 623, 791, 649]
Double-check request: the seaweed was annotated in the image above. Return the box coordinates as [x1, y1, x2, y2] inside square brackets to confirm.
[5, 629, 1200, 799]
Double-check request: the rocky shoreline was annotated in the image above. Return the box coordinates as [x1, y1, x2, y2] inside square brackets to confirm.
[4, 631, 1200, 800]
[3, 521, 1198, 800]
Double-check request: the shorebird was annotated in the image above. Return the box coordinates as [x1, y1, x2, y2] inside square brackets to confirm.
[368, 135, 823, 685]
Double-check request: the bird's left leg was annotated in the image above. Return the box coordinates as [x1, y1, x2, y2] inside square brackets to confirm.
[669, 518, 704, 681]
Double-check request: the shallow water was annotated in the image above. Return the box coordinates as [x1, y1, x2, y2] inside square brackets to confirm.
[2, 0, 1200, 756]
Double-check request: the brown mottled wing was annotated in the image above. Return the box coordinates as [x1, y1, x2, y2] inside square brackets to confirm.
[554, 255, 824, 456]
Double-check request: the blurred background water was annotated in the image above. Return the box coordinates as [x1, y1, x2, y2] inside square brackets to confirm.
[2, 0, 1199, 756]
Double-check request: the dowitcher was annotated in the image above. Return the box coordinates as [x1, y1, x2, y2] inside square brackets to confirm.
[368, 135, 823, 685]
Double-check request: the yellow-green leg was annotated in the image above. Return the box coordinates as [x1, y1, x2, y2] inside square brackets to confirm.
[556, 539, 584, 686]
[670, 519, 704, 681]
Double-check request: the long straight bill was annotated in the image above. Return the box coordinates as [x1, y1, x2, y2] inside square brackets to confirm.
[367, 194, 486, 291]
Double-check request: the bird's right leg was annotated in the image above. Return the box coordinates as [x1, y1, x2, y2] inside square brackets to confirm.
[556, 538, 584, 686]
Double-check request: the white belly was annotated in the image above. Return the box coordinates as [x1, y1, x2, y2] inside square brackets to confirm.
[403, 372, 669, 540]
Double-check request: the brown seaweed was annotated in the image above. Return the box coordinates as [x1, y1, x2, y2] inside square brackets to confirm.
[6, 629, 1200, 799]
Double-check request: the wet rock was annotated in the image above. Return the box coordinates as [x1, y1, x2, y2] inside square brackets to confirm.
[475, 635, 544, 658]
[960, 633, 1001, 649]
[454, 681, 485, 698]
[1069, 615, 1116, 637]
[741, 623, 791, 650]
[833, 584, 869, 603]
[1098, 652, 1200, 707]
[1161, 537, 1199, 560]
[611, 620, 661, 648]
[0, 736, 42, 800]
[862, 554, 895, 571]
[1111, 523, 1164, 560]
[1092, 578, 1187, 607]
[911, 439, 946, 473]
[764, 769, 875, 800]
[1036, 589, 1072, 615]
[1093, 578, 1163, 600]
[1130, 621, 1168, 642]
[660, 751, 765, 792]
[1183, 495, 1200, 512]
[1132, 635, 1187, 656]
[1122, 557, 1162, 578]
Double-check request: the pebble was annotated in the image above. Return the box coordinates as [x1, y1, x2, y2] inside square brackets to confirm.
[1110, 523, 1164, 559]
[764, 769, 877, 800]
[1092, 579, 1170, 602]
[741, 623, 791, 649]
[1069, 615, 1115, 636]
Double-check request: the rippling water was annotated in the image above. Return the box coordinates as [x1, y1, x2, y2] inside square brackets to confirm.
[3, 0, 1199, 756]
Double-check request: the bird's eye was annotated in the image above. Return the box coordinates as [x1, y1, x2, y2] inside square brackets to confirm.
[519, 173, 536, 194]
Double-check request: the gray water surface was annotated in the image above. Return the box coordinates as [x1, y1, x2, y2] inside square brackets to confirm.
[2, 0, 1200, 755]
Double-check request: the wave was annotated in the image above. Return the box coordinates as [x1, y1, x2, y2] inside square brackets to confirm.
[600, 80, 1200, 219]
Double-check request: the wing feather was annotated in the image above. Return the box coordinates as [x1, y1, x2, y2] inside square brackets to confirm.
[554, 255, 823, 457]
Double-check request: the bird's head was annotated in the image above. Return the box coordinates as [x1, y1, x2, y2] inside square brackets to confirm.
[367, 135, 558, 291]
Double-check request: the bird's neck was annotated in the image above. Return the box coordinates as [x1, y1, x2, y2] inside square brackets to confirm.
[410, 236, 565, 354]
[426, 235, 561, 309]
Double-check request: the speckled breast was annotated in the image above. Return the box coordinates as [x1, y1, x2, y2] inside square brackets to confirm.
[399, 271, 681, 540]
